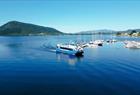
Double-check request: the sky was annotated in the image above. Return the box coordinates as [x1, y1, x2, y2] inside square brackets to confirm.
[0, 0, 140, 33]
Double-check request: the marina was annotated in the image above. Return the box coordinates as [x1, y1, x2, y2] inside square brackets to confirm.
[0, 35, 140, 95]
[55, 37, 140, 57]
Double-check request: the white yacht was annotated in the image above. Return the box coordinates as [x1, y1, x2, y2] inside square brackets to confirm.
[124, 41, 140, 49]
[86, 42, 98, 48]
[93, 40, 104, 46]
[85, 40, 104, 48]
[56, 44, 84, 56]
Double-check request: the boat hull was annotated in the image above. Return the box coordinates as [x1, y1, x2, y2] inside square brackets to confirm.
[98, 43, 103, 46]
[56, 48, 83, 56]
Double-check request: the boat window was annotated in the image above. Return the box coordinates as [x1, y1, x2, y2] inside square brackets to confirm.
[60, 47, 73, 51]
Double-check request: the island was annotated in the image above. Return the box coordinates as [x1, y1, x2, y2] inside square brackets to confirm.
[0, 21, 63, 36]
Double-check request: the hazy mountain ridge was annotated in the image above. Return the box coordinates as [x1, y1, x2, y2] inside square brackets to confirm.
[78, 29, 116, 34]
[75, 29, 140, 36]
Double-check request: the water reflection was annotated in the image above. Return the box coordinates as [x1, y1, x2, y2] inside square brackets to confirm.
[56, 53, 83, 66]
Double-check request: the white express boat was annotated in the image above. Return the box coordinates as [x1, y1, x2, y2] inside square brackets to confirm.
[56, 44, 84, 56]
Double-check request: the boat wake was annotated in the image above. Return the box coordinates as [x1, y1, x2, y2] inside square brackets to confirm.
[41, 42, 57, 53]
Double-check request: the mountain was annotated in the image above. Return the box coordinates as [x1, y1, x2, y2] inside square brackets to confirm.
[75, 29, 140, 35]
[0, 21, 63, 36]
[76, 29, 116, 35]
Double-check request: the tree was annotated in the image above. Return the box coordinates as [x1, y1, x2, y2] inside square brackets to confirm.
[138, 32, 140, 36]
[129, 30, 136, 35]
[116, 32, 121, 35]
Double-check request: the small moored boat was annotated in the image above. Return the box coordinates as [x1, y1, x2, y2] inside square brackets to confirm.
[88, 40, 104, 46]
[93, 40, 104, 46]
[106, 39, 117, 43]
[56, 44, 84, 56]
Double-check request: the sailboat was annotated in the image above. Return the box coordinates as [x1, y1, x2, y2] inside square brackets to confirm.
[106, 33, 117, 43]
[87, 34, 104, 47]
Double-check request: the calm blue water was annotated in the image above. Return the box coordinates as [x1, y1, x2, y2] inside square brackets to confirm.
[0, 35, 140, 95]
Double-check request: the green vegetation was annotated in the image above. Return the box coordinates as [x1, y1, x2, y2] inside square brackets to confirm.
[138, 32, 140, 36]
[0, 21, 63, 36]
[116, 30, 140, 37]
[129, 30, 136, 35]
[116, 32, 121, 35]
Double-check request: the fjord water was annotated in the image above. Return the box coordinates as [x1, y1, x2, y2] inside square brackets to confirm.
[0, 35, 140, 95]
